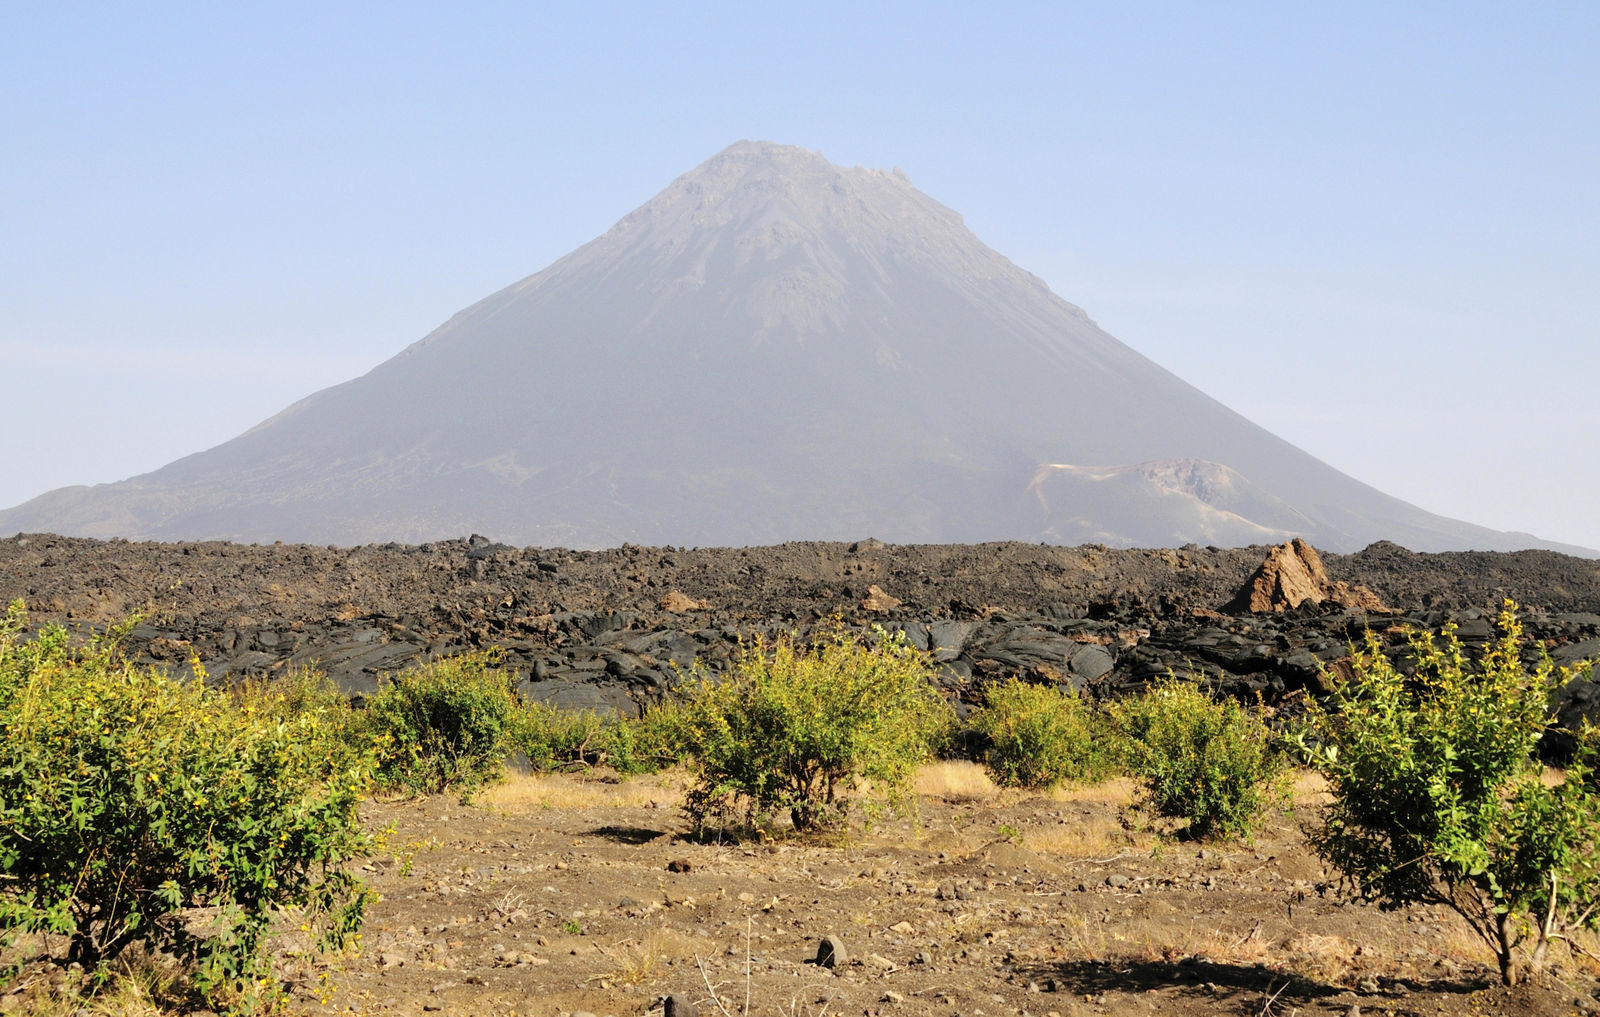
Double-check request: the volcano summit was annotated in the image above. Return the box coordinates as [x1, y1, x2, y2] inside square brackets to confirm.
[0, 142, 1575, 552]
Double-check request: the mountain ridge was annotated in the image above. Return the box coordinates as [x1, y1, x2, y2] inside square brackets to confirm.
[2, 141, 1588, 556]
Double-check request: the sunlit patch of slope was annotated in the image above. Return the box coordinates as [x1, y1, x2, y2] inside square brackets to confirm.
[1029, 460, 1317, 548]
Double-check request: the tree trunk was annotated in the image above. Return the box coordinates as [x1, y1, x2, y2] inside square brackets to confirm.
[1530, 872, 1558, 977]
[67, 931, 98, 970]
[1496, 911, 1520, 986]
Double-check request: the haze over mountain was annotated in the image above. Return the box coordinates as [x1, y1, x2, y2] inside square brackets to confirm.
[2, 142, 1584, 554]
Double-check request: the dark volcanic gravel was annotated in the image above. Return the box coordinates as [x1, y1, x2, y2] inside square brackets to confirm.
[3, 533, 1599, 730]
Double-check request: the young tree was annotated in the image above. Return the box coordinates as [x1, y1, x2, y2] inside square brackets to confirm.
[0, 602, 374, 1009]
[676, 626, 954, 833]
[1300, 601, 1600, 985]
[1112, 675, 1286, 842]
[971, 677, 1115, 790]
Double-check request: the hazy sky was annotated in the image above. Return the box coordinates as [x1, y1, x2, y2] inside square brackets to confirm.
[4, 2, 1596, 550]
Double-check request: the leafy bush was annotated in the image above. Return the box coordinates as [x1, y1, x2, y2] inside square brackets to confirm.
[232, 665, 371, 777]
[0, 602, 373, 1010]
[620, 697, 694, 775]
[514, 702, 612, 771]
[1299, 601, 1600, 986]
[1111, 674, 1285, 841]
[517, 702, 588, 770]
[970, 678, 1115, 789]
[511, 699, 684, 776]
[367, 652, 518, 797]
[676, 627, 955, 833]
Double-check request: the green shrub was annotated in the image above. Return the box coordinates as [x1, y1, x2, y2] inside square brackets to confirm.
[619, 697, 694, 775]
[510, 699, 686, 776]
[677, 627, 955, 833]
[513, 702, 609, 771]
[970, 678, 1115, 789]
[0, 602, 373, 1010]
[1299, 601, 1600, 986]
[232, 665, 371, 777]
[367, 652, 517, 797]
[1111, 674, 1285, 841]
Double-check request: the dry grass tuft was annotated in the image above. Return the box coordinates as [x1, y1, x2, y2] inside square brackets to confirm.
[1047, 774, 1141, 806]
[1056, 913, 1161, 962]
[1565, 928, 1600, 976]
[1024, 817, 1154, 858]
[0, 947, 188, 1017]
[1280, 931, 1366, 984]
[1137, 925, 1369, 986]
[914, 760, 1000, 802]
[1166, 923, 1283, 968]
[595, 928, 698, 986]
[477, 770, 685, 812]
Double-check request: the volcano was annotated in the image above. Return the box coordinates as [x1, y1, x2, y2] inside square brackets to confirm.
[0, 142, 1578, 552]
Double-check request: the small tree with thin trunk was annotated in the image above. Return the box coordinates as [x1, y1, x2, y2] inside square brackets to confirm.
[0, 602, 374, 1010]
[676, 626, 954, 834]
[1299, 601, 1600, 986]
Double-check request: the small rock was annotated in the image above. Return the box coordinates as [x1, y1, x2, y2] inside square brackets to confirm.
[1106, 874, 1131, 888]
[866, 952, 895, 970]
[664, 994, 699, 1017]
[667, 858, 693, 873]
[815, 934, 848, 969]
[1357, 975, 1380, 993]
[881, 990, 906, 1003]
[889, 920, 914, 935]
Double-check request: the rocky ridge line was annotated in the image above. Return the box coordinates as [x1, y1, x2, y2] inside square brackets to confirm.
[2, 533, 1598, 738]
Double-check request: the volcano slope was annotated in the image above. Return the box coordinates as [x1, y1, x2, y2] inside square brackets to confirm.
[1, 142, 1583, 555]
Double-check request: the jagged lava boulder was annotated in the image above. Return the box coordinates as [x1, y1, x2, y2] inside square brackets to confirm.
[1226, 538, 1389, 614]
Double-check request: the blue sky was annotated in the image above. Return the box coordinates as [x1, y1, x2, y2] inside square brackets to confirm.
[3, 2, 1597, 549]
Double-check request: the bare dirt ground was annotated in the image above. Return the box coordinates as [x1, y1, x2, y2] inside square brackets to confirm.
[267, 765, 1597, 1017]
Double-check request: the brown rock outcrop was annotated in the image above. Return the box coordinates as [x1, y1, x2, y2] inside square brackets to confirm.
[861, 584, 902, 613]
[1227, 538, 1389, 614]
[659, 590, 709, 612]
